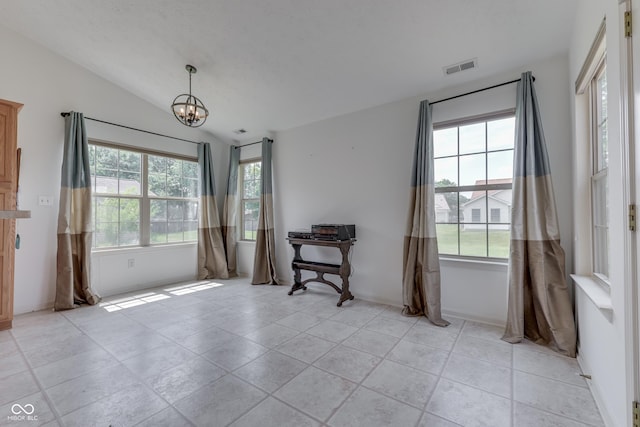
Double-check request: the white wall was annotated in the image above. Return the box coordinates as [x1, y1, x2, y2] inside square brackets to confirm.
[569, 1, 630, 426]
[272, 55, 573, 326]
[0, 24, 229, 313]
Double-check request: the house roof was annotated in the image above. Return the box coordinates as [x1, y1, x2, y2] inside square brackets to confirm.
[468, 178, 512, 202]
[435, 193, 450, 211]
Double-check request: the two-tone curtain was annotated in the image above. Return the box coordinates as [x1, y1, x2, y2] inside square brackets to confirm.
[197, 142, 229, 279]
[402, 101, 449, 327]
[222, 146, 240, 277]
[55, 112, 100, 310]
[502, 72, 576, 357]
[252, 138, 279, 285]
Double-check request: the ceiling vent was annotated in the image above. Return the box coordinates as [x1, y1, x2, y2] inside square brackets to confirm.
[443, 58, 478, 76]
[233, 128, 247, 135]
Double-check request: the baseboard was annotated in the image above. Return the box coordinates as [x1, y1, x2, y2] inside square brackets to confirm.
[576, 351, 615, 427]
[441, 308, 505, 328]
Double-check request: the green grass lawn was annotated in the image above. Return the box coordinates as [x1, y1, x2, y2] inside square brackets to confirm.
[436, 224, 510, 259]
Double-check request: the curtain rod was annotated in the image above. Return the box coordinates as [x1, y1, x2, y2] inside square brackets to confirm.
[233, 138, 274, 149]
[429, 76, 534, 106]
[60, 112, 201, 145]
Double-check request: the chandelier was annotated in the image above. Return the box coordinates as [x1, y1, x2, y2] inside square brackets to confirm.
[171, 64, 209, 127]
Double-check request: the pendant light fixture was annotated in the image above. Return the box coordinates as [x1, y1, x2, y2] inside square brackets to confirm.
[171, 64, 209, 127]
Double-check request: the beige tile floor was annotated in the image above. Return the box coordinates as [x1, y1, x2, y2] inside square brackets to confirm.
[0, 278, 604, 427]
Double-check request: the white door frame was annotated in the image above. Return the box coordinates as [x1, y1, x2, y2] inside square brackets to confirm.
[624, 0, 640, 422]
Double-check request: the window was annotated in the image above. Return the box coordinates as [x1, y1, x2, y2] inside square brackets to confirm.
[89, 143, 199, 249]
[490, 208, 501, 223]
[472, 209, 481, 223]
[240, 160, 261, 240]
[591, 62, 609, 280]
[433, 112, 515, 259]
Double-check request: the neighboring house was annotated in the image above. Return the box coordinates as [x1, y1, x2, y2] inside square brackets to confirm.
[434, 193, 451, 223]
[462, 179, 512, 230]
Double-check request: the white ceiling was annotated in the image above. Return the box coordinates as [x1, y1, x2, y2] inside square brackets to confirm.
[0, 0, 577, 143]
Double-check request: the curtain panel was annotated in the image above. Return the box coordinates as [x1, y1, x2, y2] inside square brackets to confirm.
[502, 72, 576, 357]
[252, 138, 279, 285]
[402, 101, 449, 327]
[197, 142, 229, 279]
[54, 112, 100, 310]
[222, 146, 240, 277]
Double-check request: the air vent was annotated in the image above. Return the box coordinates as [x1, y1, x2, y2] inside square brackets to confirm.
[233, 128, 247, 135]
[443, 58, 478, 76]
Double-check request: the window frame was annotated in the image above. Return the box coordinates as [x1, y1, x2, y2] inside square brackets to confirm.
[239, 158, 262, 241]
[89, 140, 199, 250]
[589, 59, 610, 285]
[433, 109, 515, 261]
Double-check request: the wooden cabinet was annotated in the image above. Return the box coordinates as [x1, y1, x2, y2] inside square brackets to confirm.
[0, 99, 22, 331]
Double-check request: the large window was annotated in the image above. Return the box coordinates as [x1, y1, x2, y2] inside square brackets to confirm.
[591, 62, 609, 280]
[89, 143, 199, 249]
[240, 160, 261, 241]
[433, 112, 515, 259]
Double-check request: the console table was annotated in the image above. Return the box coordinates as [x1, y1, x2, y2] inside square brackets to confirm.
[286, 237, 356, 306]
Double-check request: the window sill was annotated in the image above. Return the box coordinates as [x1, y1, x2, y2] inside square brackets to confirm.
[571, 274, 613, 320]
[92, 242, 197, 255]
[439, 256, 508, 269]
[238, 240, 256, 245]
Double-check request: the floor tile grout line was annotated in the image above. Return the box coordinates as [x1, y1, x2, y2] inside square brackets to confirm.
[8, 326, 67, 427]
[421, 318, 467, 425]
[515, 401, 602, 427]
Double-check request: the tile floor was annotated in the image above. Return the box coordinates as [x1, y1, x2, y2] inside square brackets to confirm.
[0, 278, 604, 427]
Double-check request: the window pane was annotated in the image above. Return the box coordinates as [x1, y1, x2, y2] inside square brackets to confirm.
[166, 159, 183, 197]
[436, 223, 458, 255]
[488, 224, 510, 258]
[148, 172, 166, 197]
[183, 177, 199, 198]
[149, 155, 166, 173]
[434, 157, 458, 188]
[184, 221, 198, 241]
[119, 199, 140, 246]
[95, 222, 117, 248]
[459, 153, 486, 186]
[183, 161, 199, 178]
[118, 171, 141, 195]
[596, 67, 608, 171]
[459, 122, 485, 155]
[243, 200, 259, 240]
[119, 151, 141, 172]
[458, 191, 473, 223]
[185, 201, 199, 221]
[95, 146, 118, 178]
[168, 222, 183, 242]
[460, 224, 487, 257]
[435, 192, 458, 223]
[592, 174, 608, 277]
[168, 201, 183, 221]
[151, 220, 168, 244]
[487, 150, 513, 181]
[433, 127, 458, 158]
[487, 117, 515, 151]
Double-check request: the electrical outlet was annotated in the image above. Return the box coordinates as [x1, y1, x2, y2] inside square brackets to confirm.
[127, 259, 135, 268]
[38, 195, 53, 206]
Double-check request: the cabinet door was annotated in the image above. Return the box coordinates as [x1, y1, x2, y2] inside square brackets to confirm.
[0, 187, 15, 329]
[0, 99, 20, 330]
[0, 102, 18, 183]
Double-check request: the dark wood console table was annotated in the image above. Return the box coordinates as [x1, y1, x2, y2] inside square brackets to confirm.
[286, 238, 356, 306]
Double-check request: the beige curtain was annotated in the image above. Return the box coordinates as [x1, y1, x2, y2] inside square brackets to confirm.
[402, 101, 449, 327]
[221, 146, 240, 277]
[502, 72, 576, 357]
[55, 112, 100, 310]
[252, 138, 279, 285]
[197, 142, 229, 279]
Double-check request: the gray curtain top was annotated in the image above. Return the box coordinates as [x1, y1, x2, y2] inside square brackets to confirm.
[260, 138, 274, 195]
[411, 100, 435, 188]
[514, 71, 552, 178]
[61, 112, 91, 189]
[226, 146, 240, 196]
[198, 142, 217, 197]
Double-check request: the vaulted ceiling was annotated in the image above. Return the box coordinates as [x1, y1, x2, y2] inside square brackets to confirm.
[0, 1, 577, 143]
